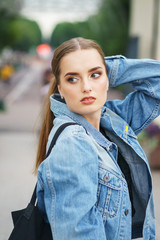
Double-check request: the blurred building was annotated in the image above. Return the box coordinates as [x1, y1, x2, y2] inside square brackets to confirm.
[129, 0, 160, 60]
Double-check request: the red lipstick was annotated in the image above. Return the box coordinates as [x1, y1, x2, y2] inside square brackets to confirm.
[80, 96, 96, 104]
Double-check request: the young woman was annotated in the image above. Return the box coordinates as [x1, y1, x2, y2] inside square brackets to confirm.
[35, 37, 160, 240]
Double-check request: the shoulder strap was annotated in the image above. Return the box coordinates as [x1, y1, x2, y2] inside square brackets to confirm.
[31, 122, 78, 205]
[45, 122, 78, 158]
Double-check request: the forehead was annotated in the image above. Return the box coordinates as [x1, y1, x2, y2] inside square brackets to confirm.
[60, 49, 104, 73]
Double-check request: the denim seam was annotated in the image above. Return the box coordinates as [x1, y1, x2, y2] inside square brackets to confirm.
[118, 180, 125, 240]
[37, 173, 44, 188]
[135, 101, 160, 135]
[98, 163, 123, 180]
[109, 58, 119, 86]
[98, 179, 121, 190]
[145, 79, 157, 98]
[107, 188, 121, 219]
[143, 213, 150, 239]
[45, 160, 56, 237]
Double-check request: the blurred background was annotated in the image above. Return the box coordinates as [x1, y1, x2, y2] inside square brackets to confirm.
[0, 0, 160, 239]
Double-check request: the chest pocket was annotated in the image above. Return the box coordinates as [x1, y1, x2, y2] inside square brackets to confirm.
[96, 167, 122, 221]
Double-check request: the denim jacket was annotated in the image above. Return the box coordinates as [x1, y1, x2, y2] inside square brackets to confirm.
[37, 55, 160, 240]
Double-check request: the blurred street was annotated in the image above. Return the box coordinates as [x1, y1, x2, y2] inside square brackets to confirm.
[0, 59, 160, 239]
[0, 59, 45, 239]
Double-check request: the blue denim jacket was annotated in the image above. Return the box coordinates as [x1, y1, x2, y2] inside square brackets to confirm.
[37, 56, 160, 240]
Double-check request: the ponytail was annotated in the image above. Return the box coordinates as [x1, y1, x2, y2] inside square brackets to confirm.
[34, 77, 58, 174]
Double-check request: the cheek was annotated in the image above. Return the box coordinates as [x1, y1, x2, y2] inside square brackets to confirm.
[62, 89, 78, 109]
[64, 88, 77, 99]
[98, 79, 108, 101]
[99, 78, 108, 92]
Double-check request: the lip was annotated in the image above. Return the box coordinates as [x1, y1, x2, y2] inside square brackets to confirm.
[80, 96, 96, 104]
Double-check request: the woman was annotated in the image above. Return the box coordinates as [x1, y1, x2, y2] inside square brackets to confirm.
[35, 37, 160, 240]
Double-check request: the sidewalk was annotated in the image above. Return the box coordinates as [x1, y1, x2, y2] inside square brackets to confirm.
[0, 60, 43, 239]
[0, 132, 37, 240]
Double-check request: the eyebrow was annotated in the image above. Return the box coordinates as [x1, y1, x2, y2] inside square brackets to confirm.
[64, 66, 102, 78]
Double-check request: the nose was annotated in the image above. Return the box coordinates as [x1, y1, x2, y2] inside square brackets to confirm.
[81, 79, 92, 93]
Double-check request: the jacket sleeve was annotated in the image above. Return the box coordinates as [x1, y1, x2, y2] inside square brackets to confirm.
[105, 55, 160, 135]
[39, 130, 106, 240]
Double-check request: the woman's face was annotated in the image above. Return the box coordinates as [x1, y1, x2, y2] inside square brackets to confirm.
[58, 49, 108, 123]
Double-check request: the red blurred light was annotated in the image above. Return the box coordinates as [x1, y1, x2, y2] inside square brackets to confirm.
[36, 44, 51, 56]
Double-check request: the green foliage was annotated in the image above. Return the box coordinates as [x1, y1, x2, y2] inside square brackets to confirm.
[0, 13, 42, 52]
[50, 22, 80, 48]
[0, 1, 42, 52]
[0, 99, 6, 112]
[138, 131, 159, 153]
[0, 9, 12, 50]
[50, 0, 130, 55]
[94, 0, 130, 55]
[7, 16, 42, 51]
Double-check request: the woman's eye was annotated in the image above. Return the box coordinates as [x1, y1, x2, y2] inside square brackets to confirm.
[91, 72, 101, 78]
[67, 77, 78, 83]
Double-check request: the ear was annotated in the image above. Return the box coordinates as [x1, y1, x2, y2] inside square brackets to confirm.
[58, 84, 63, 98]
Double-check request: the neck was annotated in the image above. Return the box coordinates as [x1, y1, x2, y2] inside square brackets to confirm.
[82, 113, 101, 131]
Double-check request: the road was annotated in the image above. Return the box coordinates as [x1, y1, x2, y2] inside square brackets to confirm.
[0, 59, 159, 239]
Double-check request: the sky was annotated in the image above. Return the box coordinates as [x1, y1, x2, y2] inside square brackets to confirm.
[21, 0, 101, 38]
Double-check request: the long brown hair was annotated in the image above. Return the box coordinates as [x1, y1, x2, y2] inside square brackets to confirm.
[34, 37, 107, 174]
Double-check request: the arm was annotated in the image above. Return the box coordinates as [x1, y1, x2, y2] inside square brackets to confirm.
[39, 128, 106, 240]
[105, 55, 160, 134]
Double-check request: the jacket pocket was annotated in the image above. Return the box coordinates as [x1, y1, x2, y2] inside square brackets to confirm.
[96, 167, 122, 220]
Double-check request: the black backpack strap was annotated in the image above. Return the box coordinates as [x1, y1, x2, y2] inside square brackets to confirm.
[30, 184, 37, 205]
[45, 122, 78, 158]
[31, 122, 78, 205]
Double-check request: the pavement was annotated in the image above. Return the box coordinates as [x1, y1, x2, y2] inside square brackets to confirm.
[0, 61, 160, 239]
[0, 60, 44, 240]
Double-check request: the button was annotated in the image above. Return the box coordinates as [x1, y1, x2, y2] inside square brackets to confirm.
[104, 175, 110, 182]
[124, 209, 129, 216]
[109, 146, 113, 152]
[103, 172, 110, 182]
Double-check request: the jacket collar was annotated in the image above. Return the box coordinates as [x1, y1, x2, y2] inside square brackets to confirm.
[50, 94, 113, 149]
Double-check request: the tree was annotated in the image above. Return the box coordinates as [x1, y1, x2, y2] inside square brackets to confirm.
[92, 0, 130, 55]
[7, 16, 42, 51]
[50, 0, 130, 55]
[0, 0, 42, 52]
[50, 22, 80, 48]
